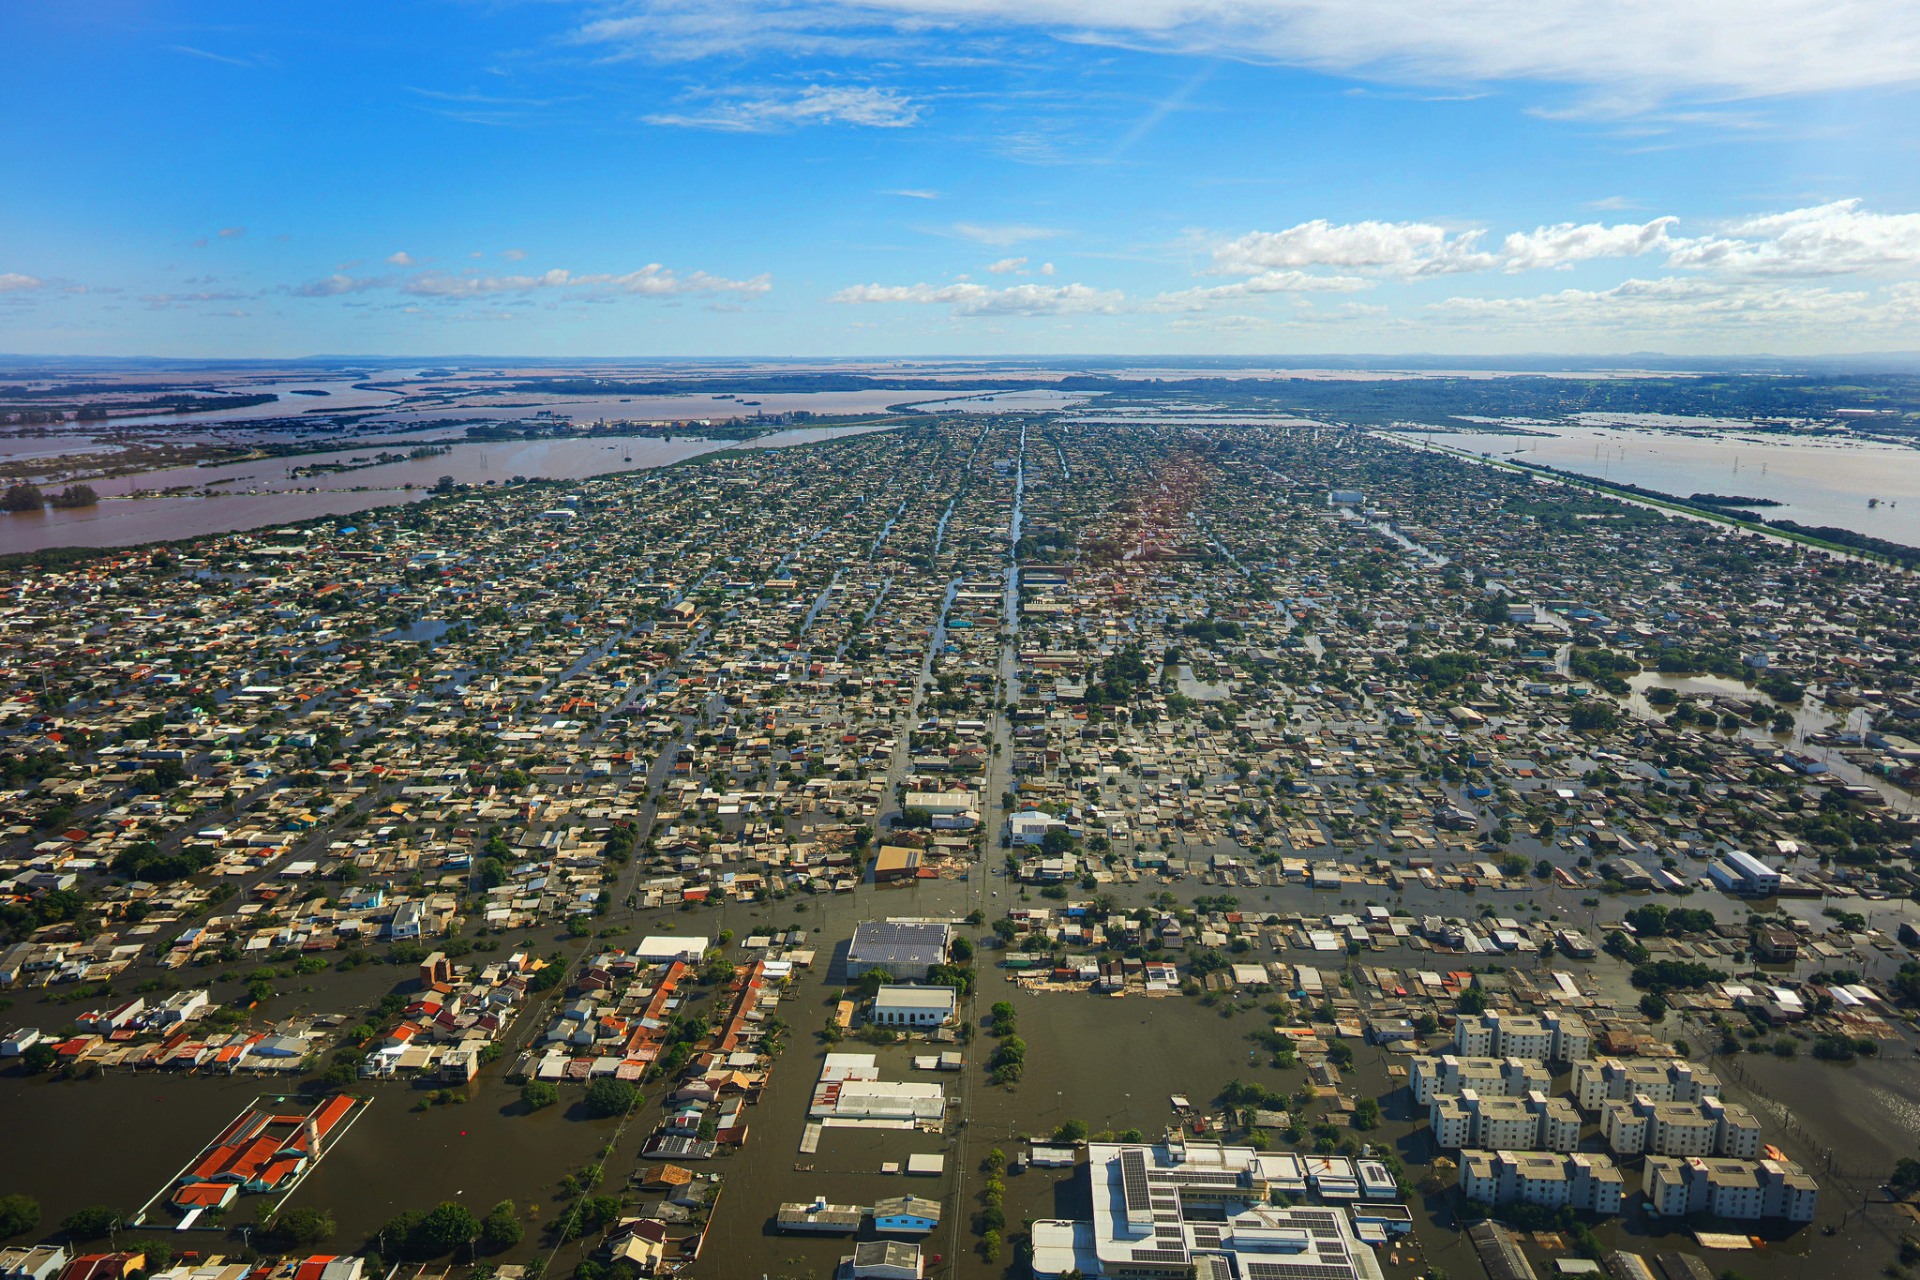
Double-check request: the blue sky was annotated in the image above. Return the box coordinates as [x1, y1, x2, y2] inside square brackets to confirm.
[5, 1, 1920, 357]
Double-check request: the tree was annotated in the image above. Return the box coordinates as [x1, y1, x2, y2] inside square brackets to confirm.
[1455, 987, 1488, 1016]
[1, 483, 44, 514]
[1054, 1118, 1089, 1143]
[413, 1201, 480, 1257]
[1639, 991, 1669, 1022]
[60, 1207, 121, 1241]
[950, 935, 975, 964]
[1352, 1098, 1382, 1131]
[1893, 1158, 1920, 1192]
[585, 1077, 638, 1118]
[479, 1200, 523, 1252]
[0, 1195, 40, 1239]
[20, 1042, 56, 1074]
[274, 1207, 336, 1247]
[521, 1080, 559, 1111]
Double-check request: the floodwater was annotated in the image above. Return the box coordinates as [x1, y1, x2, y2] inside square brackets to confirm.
[103, 379, 408, 429]
[1430, 424, 1920, 545]
[0, 424, 901, 553]
[901, 391, 1092, 415]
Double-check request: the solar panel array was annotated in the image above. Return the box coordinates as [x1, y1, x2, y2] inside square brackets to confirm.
[1243, 1263, 1367, 1280]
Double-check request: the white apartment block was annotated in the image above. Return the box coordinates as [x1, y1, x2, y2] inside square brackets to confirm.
[1644, 1156, 1818, 1223]
[1431, 1089, 1581, 1152]
[1574, 1057, 1721, 1111]
[1601, 1094, 1762, 1159]
[1451, 1010, 1592, 1063]
[1409, 1054, 1552, 1105]
[1458, 1149, 1625, 1215]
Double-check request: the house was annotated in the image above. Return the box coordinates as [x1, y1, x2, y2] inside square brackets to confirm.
[59, 1255, 146, 1280]
[869, 985, 956, 1029]
[607, 1220, 668, 1275]
[871, 1196, 941, 1235]
[0, 1028, 43, 1056]
[777, 1198, 862, 1234]
[0, 1247, 71, 1280]
[286, 1259, 362, 1280]
[871, 846, 923, 883]
[841, 1241, 923, 1280]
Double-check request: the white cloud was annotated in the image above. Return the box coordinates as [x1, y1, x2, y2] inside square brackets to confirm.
[832, 280, 1125, 315]
[986, 256, 1028, 274]
[1427, 274, 1920, 337]
[0, 273, 43, 294]
[1039, 262, 1056, 275]
[501, 248, 529, 261]
[1666, 199, 1920, 276]
[402, 264, 771, 298]
[291, 274, 389, 298]
[1212, 218, 1494, 277]
[1154, 269, 1372, 310]
[885, 189, 941, 199]
[386, 251, 415, 266]
[566, 0, 1920, 104]
[646, 85, 919, 131]
[218, 226, 247, 239]
[1497, 217, 1678, 271]
[949, 222, 1066, 247]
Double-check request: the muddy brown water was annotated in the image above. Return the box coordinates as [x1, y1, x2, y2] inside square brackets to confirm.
[7, 878, 1917, 1280]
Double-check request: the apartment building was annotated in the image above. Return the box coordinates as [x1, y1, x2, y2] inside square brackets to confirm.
[1458, 1149, 1625, 1214]
[1574, 1057, 1721, 1111]
[1431, 1089, 1581, 1152]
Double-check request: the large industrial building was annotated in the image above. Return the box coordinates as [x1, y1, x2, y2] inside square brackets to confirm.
[1029, 1141, 1387, 1280]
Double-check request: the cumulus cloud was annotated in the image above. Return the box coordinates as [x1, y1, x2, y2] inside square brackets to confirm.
[218, 226, 247, 239]
[501, 248, 529, 261]
[566, 0, 1920, 106]
[1497, 217, 1678, 271]
[832, 280, 1125, 316]
[646, 85, 919, 131]
[1212, 219, 1495, 277]
[986, 256, 1028, 274]
[0, 273, 44, 294]
[1665, 199, 1920, 276]
[1154, 269, 1372, 310]
[386, 251, 415, 266]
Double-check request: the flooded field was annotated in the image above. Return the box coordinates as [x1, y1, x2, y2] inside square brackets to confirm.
[1432, 424, 1920, 545]
[0, 424, 901, 553]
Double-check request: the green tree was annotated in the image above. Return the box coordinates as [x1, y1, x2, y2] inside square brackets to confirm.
[273, 1207, 336, 1247]
[521, 1079, 560, 1110]
[1054, 1118, 1089, 1143]
[413, 1201, 480, 1257]
[479, 1200, 523, 1253]
[60, 1207, 121, 1241]
[584, 1077, 638, 1118]
[0, 1195, 40, 1239]
[20, 1042, 57, 1074]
